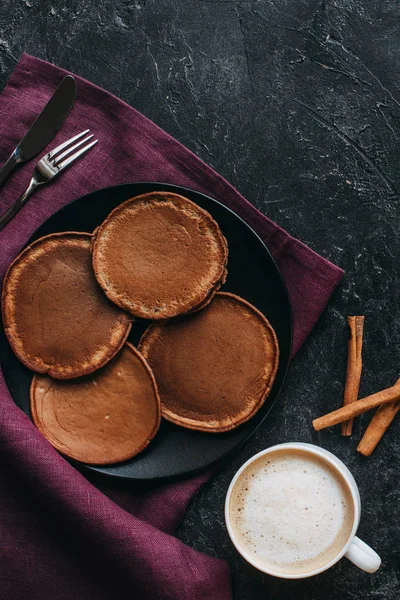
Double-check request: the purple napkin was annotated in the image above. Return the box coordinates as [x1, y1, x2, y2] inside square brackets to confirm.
[0, 54, 343, 600]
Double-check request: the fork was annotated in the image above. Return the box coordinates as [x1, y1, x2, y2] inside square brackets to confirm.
[0, 130, 98, 231]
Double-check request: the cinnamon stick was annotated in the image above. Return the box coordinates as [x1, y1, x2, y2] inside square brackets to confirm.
[357, 378, 400, 456]
[342, 316, 364, 436]
[313, 381, 400, 431]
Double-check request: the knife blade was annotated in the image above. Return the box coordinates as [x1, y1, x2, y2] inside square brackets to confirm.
[0, 75, 77, 188]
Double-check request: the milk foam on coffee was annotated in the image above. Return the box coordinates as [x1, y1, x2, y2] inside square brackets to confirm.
[229, 449, 354, 574]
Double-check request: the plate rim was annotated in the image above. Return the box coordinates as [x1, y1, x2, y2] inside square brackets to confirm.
[2, 182, 293, 482]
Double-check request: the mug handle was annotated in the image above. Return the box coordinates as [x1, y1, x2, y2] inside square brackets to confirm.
[345, 536, 381, 573]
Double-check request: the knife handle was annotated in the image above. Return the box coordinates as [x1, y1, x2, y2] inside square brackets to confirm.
[0, 149, 21, 188]
[0, 177, 39, 231]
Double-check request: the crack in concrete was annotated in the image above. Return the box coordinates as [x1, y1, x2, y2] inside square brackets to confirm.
[326, 35, 400, 110]
[295, 100, 398, 196]
[235, 6, 255, 97]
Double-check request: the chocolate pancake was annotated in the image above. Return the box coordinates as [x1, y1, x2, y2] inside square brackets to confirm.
[92, 191, 228, 319]
[2, 232, 131, 379]
[30, 343, 161, 465]
[139, 292, 279, 432]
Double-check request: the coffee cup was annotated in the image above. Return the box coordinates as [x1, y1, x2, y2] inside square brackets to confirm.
[225, 442, 381, 578]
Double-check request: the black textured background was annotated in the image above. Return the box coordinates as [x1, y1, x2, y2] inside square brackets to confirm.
[0, 1, 399, 599]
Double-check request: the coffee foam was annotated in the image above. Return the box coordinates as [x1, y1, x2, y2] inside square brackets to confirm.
[229, 449, 354, 574]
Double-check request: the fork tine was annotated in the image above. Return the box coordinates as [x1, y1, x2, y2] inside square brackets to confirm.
[53, 134, 94, 166]
[48, 129, 90, 160]
[57, 139, 98, 171]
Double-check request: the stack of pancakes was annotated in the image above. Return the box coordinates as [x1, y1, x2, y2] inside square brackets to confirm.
[92, 192, 228, 318]
[2, 191, 279, 465]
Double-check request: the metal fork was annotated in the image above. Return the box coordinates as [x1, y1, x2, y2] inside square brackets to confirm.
[0, 130, 98, 231]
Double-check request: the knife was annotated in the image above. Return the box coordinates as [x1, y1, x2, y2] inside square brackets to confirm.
[0, 75, 77, 188]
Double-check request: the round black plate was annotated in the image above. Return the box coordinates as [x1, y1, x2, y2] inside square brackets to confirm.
[0, 183, 292, 481]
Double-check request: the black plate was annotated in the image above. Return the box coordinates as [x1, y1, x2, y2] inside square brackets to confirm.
[0, 183, 292, 481]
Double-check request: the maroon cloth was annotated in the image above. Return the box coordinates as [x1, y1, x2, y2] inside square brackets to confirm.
[0, 54, 344, 600]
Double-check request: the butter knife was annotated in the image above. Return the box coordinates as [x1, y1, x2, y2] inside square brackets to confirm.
[0, 75, 77, 188]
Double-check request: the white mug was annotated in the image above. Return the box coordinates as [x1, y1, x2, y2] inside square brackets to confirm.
[225, 442, 381, 578]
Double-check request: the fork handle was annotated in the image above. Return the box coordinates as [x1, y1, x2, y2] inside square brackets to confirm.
[0, 150, 20, 188]
[0, 177, 39, 232]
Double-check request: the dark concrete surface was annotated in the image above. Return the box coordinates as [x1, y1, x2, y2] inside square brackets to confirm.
[0, 1, 399, 598]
